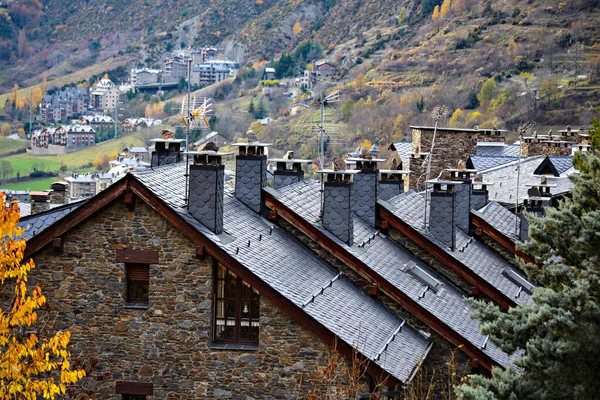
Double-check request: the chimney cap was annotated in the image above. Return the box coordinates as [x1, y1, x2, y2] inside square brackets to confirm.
[185, 150, 234, 156]
[269, 158, 312, 163]
[445, 168, 478, 173]
[346, 157, 387, 163]
[317, 169, 360, 175]
[232, 142, 272, 147]
[150, 138, 186, 143]
[425, 178, 463, 185]
[379, 169, 410, 175]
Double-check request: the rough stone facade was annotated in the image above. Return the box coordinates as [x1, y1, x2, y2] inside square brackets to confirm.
[409, 128, 505, 190]
[521, 138, 573, 157]
[28, 196, 364, 399]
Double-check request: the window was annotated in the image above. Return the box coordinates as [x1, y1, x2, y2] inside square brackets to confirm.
[126, 263, 149, 305]
[214, 263, 260, 344]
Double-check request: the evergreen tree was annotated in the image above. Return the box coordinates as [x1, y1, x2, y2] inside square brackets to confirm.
[248, 99, 255, 116]
[254, 97, 268, 120]
[456, 117, 600, 399]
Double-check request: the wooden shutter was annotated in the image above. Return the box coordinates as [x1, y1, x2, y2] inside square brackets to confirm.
[127, 264, 149, 281]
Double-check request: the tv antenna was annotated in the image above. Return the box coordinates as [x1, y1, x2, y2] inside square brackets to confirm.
[305, 90, 342, 169]
[423, 104, 448, 230]
[515, 121, 535, 236]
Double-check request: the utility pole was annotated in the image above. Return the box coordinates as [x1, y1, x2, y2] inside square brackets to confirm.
[184, 58, 192, 202]
[514, 122, 535, 237]
[423, 105, 448, 230]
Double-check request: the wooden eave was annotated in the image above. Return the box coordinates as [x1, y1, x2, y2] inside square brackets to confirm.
[470, 212, 536, 265]
[378, 205, 517, 311]
[263, 191, 498, 372]
[22, 174, 398, 386]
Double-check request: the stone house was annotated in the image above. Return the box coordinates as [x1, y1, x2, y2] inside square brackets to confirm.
[122, 147, 149, 161]
[17, 139, 544, 398]
[64, 173, 100, 198]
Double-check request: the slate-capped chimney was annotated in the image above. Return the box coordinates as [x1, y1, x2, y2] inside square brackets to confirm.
[30, 191, 51, 215]
[319, 169, 359, 245]
[446, 166, 478, 232]
[379, 170, 409, 201]
[233, 142, 271, 213]
[150, 137, 185, 167]
[49, 181, 69, 205]
[347, 156, 386, 227]
[519, 179, 553, 241]
[427, 178, 462, 250]
[187, 147, 233, 234]
[470, 175, 491, 212]
[271, 152, 311, 189]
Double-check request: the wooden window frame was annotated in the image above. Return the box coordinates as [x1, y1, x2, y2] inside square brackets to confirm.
[212, 260, 260, 346]
[126, 263, 149, 306]
[116, 249, 158, 308]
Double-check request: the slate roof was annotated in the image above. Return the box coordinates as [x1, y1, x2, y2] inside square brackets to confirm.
[131, 164, 430, 383]
[274, 179, 518, 369]
[380, 191, 532, 306]
[472, 201, 520, 242]
[533, 156, 575, 176]
[468, 156, 518, 171]
[390, 142, 412, 170]
[479, 156, 574, 205]
[19, 201, 85, 241]
[475, 143, 521, 157]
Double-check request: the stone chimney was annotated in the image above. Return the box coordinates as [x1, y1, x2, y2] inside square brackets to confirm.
[49, 182, 69, 205]
[319, 170, 359, 245]
[446, 167, 478, 232]
[347, 157, 386, 227]
[150, 138, 185, 167]
[30, 191, 51, 215]
[187, 148, 233, 234]
[271, 154, 311, 189]
[519, 180, 553, 241]
[427, 178, 462, 250]
[233, 142, 271, 213]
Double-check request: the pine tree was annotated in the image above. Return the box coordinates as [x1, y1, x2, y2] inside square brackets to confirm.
[248, 99, 255, 116]
[456, 118, 600, 400]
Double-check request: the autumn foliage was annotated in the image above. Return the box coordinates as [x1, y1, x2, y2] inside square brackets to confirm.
[0, 196, 85, 398]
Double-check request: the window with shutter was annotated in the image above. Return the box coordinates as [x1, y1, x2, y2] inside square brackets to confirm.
[213, 262, 260, 345]
[126, 263, 149, 305]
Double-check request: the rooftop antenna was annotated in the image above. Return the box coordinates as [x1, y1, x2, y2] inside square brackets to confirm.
[305, 90, 341, 169]
[514, 121, 535, 236]
[423, 105, 448, 230]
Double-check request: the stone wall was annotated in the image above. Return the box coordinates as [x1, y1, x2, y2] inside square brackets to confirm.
[521, 139, 574, 157]
[409, 128, 505, 190]
[28, 196, 364, 399]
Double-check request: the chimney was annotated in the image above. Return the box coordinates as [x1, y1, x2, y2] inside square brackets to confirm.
[447, 167, 478, 232]
[187, 148, 233, 234]
[49, 182, 69, 205]
[427, 178, 462, 250]
[519, 180, 553, 241]
[470, 176, 491, 212]
[271, 154, 311, 189]
[150, 138, 185, 167]
[30, 191, 51, 215]
[347, 157, 385, 227]
[320, 170, 359, 245]
[233, 142, 271, 213]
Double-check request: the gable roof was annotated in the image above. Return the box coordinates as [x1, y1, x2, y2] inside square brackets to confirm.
[472, 201, 520, 242]
[19, 201, 85, 240]
[379, 191, 532, 307]
[20, 166, 431, 385]
[475, 143, 521, 157]
[267, 180, 519, 371]
[479, 156, 574, 205]
[533, 156, 574, 176]
[467, 156, 519, 171]
[389, 142, 412, 170]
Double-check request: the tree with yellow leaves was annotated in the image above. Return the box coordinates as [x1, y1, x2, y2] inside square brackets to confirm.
[432, 5, 440, 21]
[440, 0, 452, 18]
[1, 123, 10, 137]
[293, 21, 302, 36]
[9, 83, 18, 109]
[0, 196, 85, 398]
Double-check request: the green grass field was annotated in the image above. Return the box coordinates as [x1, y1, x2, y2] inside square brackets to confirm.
[2, 133, 146, 178]
[0, 137, 28, 156]
[0, 177, 59, 192]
